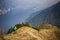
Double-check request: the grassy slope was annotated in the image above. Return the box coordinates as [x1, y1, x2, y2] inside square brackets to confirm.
[3, 24, 60, 40]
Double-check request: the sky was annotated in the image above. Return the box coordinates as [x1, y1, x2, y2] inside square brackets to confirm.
[0, 0, 60, 33]
[0, 0, 60, 15]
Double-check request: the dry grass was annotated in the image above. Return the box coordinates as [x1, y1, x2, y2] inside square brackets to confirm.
[1, 24, 60, 40]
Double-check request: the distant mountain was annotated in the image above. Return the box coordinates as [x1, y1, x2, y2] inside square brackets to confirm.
[27, 2, 60, 27]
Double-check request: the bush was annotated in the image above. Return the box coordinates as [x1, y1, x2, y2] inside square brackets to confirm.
[23, 22, 30, 27]
[15, 24, 23, 29]
[7, 22, 31, 34]
[7, 27, 14, 34]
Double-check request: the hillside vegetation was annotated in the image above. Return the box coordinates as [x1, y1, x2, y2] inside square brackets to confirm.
[0, 23, 60, 40]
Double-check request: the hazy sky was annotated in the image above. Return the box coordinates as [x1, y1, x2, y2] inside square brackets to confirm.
[0, 0, 60, 15]
[0, 0, 60, 33]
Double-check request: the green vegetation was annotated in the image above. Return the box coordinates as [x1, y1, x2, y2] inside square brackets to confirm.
[15, 22, 30, 29]
[7, 27, 14, 34]
[7, 22, 31, 34]
[7, 23, 59, 34]
[32, 26, 40, 31]
[23, 22, 31, 27]
[32, 24, 58, 31]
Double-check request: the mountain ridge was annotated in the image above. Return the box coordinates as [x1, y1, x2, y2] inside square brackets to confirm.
[27, 2, 60, 21]
[27, 2, 60, 27]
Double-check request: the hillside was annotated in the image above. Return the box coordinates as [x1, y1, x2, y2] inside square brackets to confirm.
[28, 2, 60, 27]
[1, 24, 60, 40]
[4, 27, 42, 40]
[38, 24, 60, 40]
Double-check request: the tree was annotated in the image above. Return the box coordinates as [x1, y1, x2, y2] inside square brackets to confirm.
[24, 22, 30, 27]
[7, 27, 14, 34]
[7, 22, 31, 34]
[15, 24, 23, 29]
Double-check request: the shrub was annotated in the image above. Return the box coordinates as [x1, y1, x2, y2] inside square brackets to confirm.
[7, 27, 14, 34]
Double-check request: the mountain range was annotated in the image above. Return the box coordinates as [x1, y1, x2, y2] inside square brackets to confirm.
[27, 2, 60, 28]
